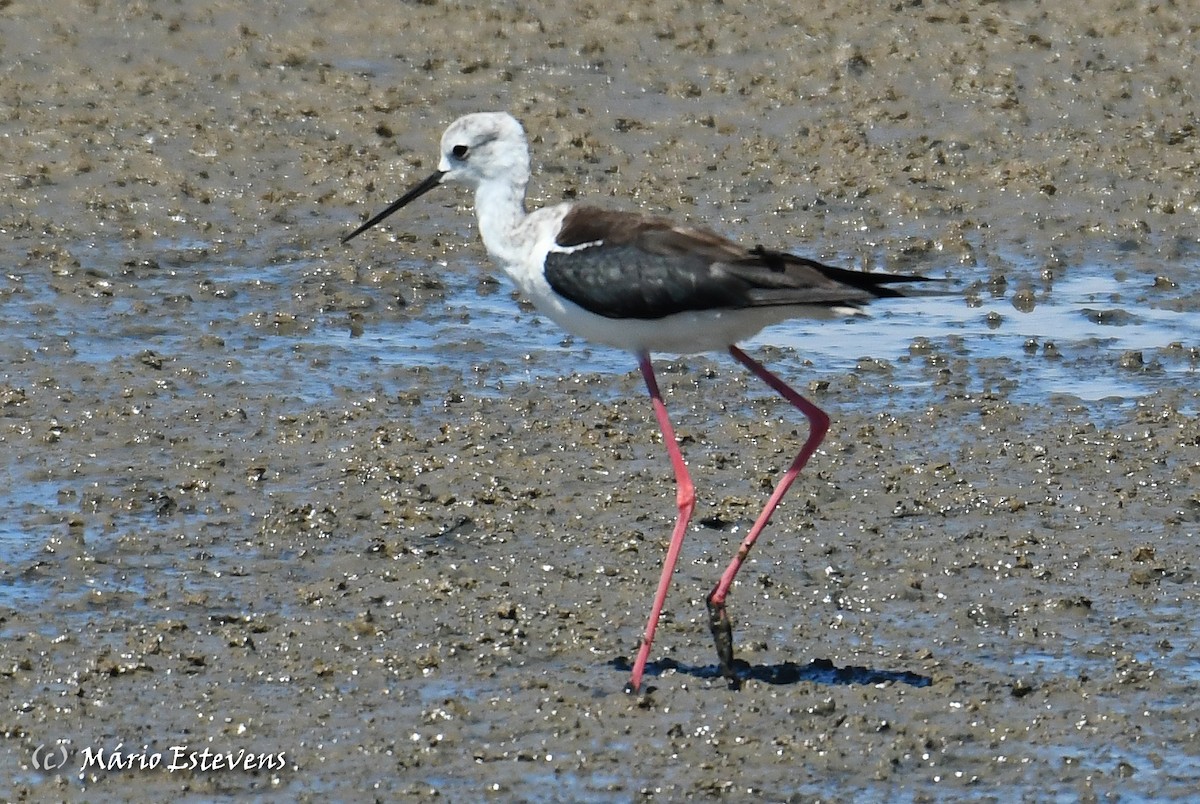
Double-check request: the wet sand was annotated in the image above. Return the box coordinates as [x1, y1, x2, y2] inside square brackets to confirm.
[2, 0, 1199, 800]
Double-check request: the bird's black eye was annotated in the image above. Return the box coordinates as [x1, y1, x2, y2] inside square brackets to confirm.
[451, 144, 469, 160]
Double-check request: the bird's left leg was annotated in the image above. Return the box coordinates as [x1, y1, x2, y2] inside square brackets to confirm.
[706, 345, 830, 686]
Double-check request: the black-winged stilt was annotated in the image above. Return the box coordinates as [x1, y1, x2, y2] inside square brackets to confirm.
[343, 112, 931, 693]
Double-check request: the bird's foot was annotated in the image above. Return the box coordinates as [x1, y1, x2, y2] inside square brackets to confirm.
[706, 594, 741, 690]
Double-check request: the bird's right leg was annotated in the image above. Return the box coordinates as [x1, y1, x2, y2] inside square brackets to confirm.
[704, 345, 831, 687]
[626, 352, 696, 694]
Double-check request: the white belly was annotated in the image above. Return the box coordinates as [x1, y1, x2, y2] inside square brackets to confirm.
[531, 290, 851, 354]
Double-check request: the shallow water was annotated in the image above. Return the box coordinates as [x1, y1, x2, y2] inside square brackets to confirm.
[4, 232, 1197, 597]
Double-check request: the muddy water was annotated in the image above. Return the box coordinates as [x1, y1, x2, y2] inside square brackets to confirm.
[2, 0, 1199, 800]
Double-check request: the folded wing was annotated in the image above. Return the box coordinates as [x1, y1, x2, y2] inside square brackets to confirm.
[544, 207, 929, 320]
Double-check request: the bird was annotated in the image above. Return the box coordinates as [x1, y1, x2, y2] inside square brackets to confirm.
[342, 112, 932, 693]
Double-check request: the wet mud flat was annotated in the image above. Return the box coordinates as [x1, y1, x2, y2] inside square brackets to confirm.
[3, 0, 1200, 800]
[3, 353, 1198, 800]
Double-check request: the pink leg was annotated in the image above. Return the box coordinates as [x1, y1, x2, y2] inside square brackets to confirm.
[707, 345, 831, 685]
[626, 352, 696, 693]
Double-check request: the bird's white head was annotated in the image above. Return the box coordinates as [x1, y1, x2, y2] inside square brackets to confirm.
[437, 112, 531, 188]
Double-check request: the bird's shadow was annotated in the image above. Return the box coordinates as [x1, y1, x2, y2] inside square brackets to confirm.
[609, 656, 931, 689]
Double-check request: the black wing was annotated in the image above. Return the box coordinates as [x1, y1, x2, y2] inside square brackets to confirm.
[543, 207, 929, 320]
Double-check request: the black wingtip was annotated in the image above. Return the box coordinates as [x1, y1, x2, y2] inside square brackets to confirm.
[749, 246, 940, 297]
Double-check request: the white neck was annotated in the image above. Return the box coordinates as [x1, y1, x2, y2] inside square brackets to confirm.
[474, 177, 529, 270]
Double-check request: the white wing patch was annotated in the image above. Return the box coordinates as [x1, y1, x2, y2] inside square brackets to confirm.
[549, 238, 605, 255]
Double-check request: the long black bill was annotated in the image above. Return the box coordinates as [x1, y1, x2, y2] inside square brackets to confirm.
[341, 170, 446, 244]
